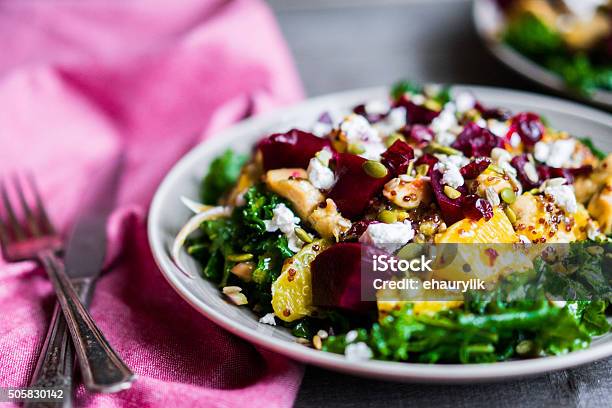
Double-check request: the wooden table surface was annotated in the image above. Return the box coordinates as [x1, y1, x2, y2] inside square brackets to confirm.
[267, 1, 612, 407]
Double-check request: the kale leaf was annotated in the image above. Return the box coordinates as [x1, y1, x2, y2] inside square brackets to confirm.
[200, 149, 247, 204]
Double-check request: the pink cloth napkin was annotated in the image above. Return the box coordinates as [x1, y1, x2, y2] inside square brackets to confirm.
[0, 1, 305, 407]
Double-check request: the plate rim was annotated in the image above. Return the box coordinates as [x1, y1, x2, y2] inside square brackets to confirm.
[148, 85, 612, 383]
[472, 0, 612, 110]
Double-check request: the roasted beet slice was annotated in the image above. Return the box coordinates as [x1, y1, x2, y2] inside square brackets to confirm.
[537, 164, 593, 184]
[396, 96, 440, 125]
[415, 153, 439, 171]
[510, 154, 540, 190]
[343, 220, 378, 241]
[510, 112, 544, 146]
[258, 129, 332, 171]
[452, 122, 502, 157]
[430, 169, 465, 226]
[380, 140, 414, 175]
[462, 194, 494, 221]
[328, 153, 390, 219]
[401, 124, 434, 147]
[311, 243, 377, 313]
[460, 157, 491, 179]
[475, 102, 512, 121]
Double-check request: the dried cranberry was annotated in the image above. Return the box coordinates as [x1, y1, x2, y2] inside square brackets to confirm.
[462, 194, 494, 221]
[258, 129, 332, 171]
[537, 164, 593, 184]
[511, 112, 544, 146]
[452, 122, 503, 157]
[328, 153, 390, 219]
[510, 154, 540, 190]
[353, 104, 388, 123]
[380, 140, 414, 175]
[460, 157, 491, 179]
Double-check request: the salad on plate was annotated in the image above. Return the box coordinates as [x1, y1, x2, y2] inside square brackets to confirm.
[497, 0, 612, 95]
[172, 81, 611, 364]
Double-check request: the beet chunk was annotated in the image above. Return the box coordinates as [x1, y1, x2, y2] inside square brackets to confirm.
[258, 129, 331, 171]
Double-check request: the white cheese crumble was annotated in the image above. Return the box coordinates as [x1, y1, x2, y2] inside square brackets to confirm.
[340, 114, 387, 160]
[345, 342, 373, 361]
[454, 92, 476, 113]
[259, 313, 277, 326]
[411, 94, 426, 105]
[518, 234, 531, 244]
[307, 150, 335, 190]
[345, 330, 359, 343]
[433, 154, 468, 189]
[359, 221, 415, 252]
[563, 0, 607, 21]
[375, 106, 406, 135]
[488, 120, 509, 138]
[365, 100, 390, 116]
[264, 204, 304, 252]
[542, 180, 578, 214]
[340, 114, 380, 143]
[509, 132, 521, 147]
[533, 139, 576, 168]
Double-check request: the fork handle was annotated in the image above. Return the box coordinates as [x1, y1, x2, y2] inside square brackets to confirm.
[38, 251, 136, 393]
[25, 279, 93, 408]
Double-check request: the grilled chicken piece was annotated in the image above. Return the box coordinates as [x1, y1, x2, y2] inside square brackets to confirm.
[264, 168, 324, 219]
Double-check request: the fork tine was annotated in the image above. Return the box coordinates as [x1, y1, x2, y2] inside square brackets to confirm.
[25, 172, 55, 234]
[0, 177, 26, 240]
[13, 173, 41, 237]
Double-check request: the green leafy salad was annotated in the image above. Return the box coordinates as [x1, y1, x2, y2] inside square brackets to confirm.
[500, 0, 612, 95]
[173, 82, 611, 364]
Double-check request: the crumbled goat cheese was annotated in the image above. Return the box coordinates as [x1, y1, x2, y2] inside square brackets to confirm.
[345, 330, 359, 343]
[365, 100, 390, 116]
[340, 114, 381, 143]
[533, 139, 576, 168]
[454, 92, 476, 113]
[359, 221, 415, 252]
[312, 121, 333, 137]
[509, 132, 521, 147]
[259, 313, 277, 326]
[340, 114, 387, 160]
[411, 94, 426, 105]
[563, 0, 607, 21]
[376, 106, 407, 135]
[543, 182, 578, 214]
[431, 105, 457, 134]
[488, 120, 510, 138]
[433, 154, 468, 189]
[264, 204, 304, 252]
[345, 342, 373, 361]
[307, 153, 335, 190]
[518, 234, 531, 243]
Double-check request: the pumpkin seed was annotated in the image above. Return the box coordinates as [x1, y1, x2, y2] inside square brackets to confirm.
[363, 160, 388, 178]
[416, 164, 430, 176]
[384, 133, 405, 148]
[500, 188, 516, 204]
[348, 143, 366, 155]
[444, 185, 461, 199]
[378, 210, 398, 224]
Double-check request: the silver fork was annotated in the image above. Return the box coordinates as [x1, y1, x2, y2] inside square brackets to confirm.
[0, 174, 135, 394]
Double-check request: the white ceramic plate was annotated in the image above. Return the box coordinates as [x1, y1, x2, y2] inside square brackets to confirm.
[473, 0, 612, 111]
[148, 86, 612, 383]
